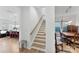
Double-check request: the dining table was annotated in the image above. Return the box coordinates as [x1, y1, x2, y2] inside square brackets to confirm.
[62, 32, 77, 37]
[61, 32, 79, 49]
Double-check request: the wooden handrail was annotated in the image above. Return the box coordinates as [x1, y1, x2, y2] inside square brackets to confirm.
[30, 16, 43, 35]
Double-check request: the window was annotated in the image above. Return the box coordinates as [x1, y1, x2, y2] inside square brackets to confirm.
[55, 21, 68, 32]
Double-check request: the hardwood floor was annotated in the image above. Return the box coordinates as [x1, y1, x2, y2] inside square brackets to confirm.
[19, 48, 45, 53]
[1, 37, 79, 53]
[0, 36, 19, 53]
[58, 43, 79, 53]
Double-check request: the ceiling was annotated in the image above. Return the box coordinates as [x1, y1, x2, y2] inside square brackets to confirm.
[55, 6, 70, 15]
[0, 6, 20, 19]
[55, 6, 79, 16]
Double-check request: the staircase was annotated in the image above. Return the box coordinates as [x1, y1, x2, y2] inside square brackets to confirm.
[31, 20, 46, 53]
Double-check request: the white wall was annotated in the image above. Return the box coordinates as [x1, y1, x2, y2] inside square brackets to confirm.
[0, 6, 20, 31]
[44, 7, 55, 53]
[29, 7, 40, 33]
[20, 6, 42, 48]
[56, 6, 79, 26]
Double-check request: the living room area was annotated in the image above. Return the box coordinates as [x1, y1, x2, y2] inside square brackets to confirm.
[0, 6, 20, 53]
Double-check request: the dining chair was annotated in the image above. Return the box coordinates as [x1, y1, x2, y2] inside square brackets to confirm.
[55, 32, 63, 53]
[71, 32, 79, 49]
[61, 32, 74, 46]
[64, 32, 79, 50]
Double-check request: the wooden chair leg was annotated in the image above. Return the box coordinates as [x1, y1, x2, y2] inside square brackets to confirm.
[55, 44, 58, 53]
[61, 44, 63, 51]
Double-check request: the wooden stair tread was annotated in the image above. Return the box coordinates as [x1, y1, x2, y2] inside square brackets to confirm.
[38, 31, 45, 33]
[36, 36, 46, 39]
[35, 37, 45, 40]
[31, 46, 45, 53]
[33, 42, 45, 45]
[36, 35, 45, 37]
[32, 42, 45, 49]
[34, 39, 45, 43]
[38, 32, 45, 34]
[37, 33, 46, 36]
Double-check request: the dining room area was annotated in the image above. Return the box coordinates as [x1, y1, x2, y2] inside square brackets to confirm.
[55, 6, 79, 53]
